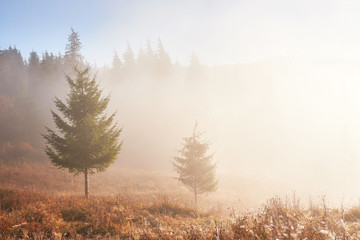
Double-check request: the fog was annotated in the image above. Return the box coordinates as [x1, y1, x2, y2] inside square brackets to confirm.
[92, 57, 360, 206]
[18, 50, 360, 208]
[3, 0, 360, 208]
[81, 0, 360, 66]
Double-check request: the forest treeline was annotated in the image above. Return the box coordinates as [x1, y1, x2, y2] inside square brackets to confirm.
[0, 29, 206, 165]
[1, 28, 277, 172]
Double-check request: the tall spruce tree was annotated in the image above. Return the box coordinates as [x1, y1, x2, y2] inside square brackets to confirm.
[145, 39, 155, 73]
[122, 42, 136, 76]
[172, 123, 218, 208]
[65, 28, 82, 68]
[28, 51, 40, 71]
[112, 51, 122, 71]
[28, 51, 41, 85]
[155, 38, 171, 78]
[111, 51, 122, 81]
[43, 67, 122, 198]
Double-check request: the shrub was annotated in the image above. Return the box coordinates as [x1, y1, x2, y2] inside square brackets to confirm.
[148, 201, 195, 217]
[61, 208, 91, 222]
[0, 189, 21, 212]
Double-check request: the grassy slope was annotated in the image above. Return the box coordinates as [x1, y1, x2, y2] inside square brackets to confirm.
[0, 189, 232, 239]
[2, 188, 360, 239]
[2, 163, 360, 239]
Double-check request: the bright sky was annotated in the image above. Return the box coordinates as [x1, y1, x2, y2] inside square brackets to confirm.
[2, 0, 360, 65]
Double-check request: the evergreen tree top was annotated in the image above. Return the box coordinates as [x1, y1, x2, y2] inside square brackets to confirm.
[65, 28, 82, 67]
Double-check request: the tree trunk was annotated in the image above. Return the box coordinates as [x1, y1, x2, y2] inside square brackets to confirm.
[85, 168, 89, 198]
[194, 182, 198, 211]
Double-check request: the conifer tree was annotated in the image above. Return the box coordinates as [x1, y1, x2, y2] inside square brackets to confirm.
[111, 51, 122, 80]
[172, 123, 218, 208]
[112, 51, 122, 71]
[28, 51, 40, 70]
[137, 40, 155, 76]
[145, 39, 154, 60]
[65, 28, 82, 68]
[41, 51, 57, 77]
[43, 67, 122, 198]
[187, 52, 204, 88]
[145, 39, 155, 70]
[189, 52, 201, 73]
[155, 38, 171, 78]
[27, 51, 41, 90]
[122, 42, 135, 74]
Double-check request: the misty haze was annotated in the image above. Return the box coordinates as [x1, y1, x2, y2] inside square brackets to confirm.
[2, 0, 360, 239]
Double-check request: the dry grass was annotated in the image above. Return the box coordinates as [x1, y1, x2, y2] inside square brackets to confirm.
[0, 189, 231, 239]
[2, 189, 360, 239]
[3, 163, 360, 239]
[0, 162, 237, 211]
[231, 196, 360, 240]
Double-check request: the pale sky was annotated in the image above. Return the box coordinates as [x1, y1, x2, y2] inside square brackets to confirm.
[2, 0, 360, 65]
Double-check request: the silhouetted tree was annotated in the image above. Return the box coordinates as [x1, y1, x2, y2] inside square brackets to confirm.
[43, 67, 122, 198]
[155, 38, 171, 78]
[122, 42, 135, 75]
[40, 51, 57, 79]
[55, 52, 64, 65]
[144, 39, 155, 74]
[186, 52, 204, 91]
[27, 50, 41, 88]
[137, 47, 146, 70]
[172, 123, 218, 208]
[188, 53, 202, 77]
[145, 39, 155, 60]
[64, 28, 82, 68]
[28, 51, 40, 72]
[110, 51, 122, 82]
[112, 51, 122, 71]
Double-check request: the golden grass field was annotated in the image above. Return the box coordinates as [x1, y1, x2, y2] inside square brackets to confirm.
[2, 163, 360, 239]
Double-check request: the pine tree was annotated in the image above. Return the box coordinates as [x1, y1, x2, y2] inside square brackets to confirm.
[28, 51, 40, 71]
[172, 123, 218, 208]
[65, 28, 82, 68]
[145, 39, 155, 71]
[43, 67, 122, 198]
[187, 52, 204, 89]
[112, 51, 122, 71]
[145, 39, 154, 61]
[137, 40, 155, 76]
[188, 52, 202, 74]
[27, 50, 41, 94]
[111, 51, 122, 80]
[122, 42, 135, 74]
[28, 51, 41, 82]
[155, 38, 171, 78]
[41, 51, 57, 77]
